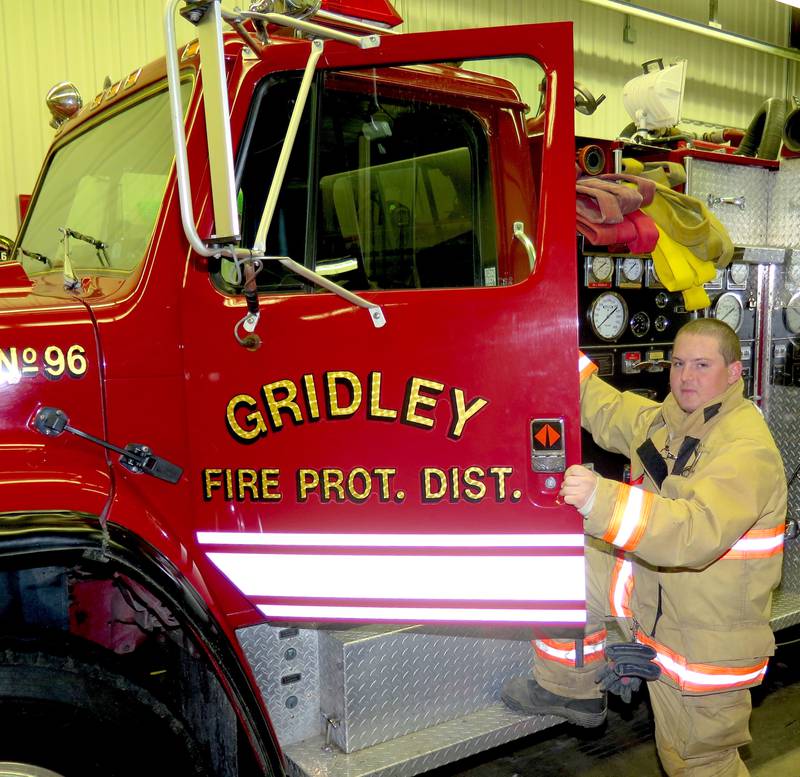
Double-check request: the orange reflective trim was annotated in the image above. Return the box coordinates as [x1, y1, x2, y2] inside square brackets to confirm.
[623, 490, 653, 551]
[721, 525, 784, 560]
[536, 629, 608, 651]
[636, 632, 769, 692]
[533, 631, 608, 666]
[603, 487, 629, 546]
[609, 554, 633, 617]
[602, 484, 650, 551]
[578, 352, 598, 383]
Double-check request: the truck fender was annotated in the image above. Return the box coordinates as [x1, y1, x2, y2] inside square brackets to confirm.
[0, 510, 283, 776]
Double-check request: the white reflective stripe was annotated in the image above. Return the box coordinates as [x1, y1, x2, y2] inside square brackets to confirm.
[611, 559, 633, 616]
[654, 649, 768, 688]
[198, 532, 585, 548]
[259, 604, 587, 623]
[612, 487, 645, 548]
[207, 552, 586, 601]
[534, 640, 605, 662]
[730, 535, 783, 554]
[578, 354, 592, 373]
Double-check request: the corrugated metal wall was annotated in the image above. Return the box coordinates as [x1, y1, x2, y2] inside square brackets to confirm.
[0, 0, 183, 238]
[0, 0, 797, 238]
[393, 0, 797, 137]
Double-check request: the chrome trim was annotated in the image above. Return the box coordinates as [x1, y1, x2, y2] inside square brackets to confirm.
[512, 221, 537, 275]
[252, 39, 324, 254]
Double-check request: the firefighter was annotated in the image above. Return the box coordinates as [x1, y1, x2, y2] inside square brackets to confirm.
[502, 318, 787, 777]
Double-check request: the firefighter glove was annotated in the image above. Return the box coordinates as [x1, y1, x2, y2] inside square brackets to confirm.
[595, 642, 661, 704]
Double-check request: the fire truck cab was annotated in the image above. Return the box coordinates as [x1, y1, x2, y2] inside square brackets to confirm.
[1, 1, 798, 776]
[0, 2, 587, 774]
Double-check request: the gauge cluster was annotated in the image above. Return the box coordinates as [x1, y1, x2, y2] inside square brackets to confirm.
[579, 246, 758, 402]
[769, 252, 800, 386]
[704, 261, 755, 340]
[581, 253, 691, 348]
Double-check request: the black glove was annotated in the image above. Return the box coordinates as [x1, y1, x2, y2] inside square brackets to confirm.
[595, 642, 661, 703]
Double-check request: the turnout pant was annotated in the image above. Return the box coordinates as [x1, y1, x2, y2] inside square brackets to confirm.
[532, 539, 753, 777]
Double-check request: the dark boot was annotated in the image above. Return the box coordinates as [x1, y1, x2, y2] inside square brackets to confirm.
[501, 677, 607, 728]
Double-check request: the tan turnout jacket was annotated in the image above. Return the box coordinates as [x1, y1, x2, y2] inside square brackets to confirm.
[579, 359, 786, 693]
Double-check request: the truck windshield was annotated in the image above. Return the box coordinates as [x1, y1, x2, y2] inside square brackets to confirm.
[17, 81, 192, 280]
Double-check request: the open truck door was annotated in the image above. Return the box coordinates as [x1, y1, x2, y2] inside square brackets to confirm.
[169, 3, 585, 629]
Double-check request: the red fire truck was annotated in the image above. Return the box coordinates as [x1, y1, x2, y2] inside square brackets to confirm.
[1, 1, 798, 775]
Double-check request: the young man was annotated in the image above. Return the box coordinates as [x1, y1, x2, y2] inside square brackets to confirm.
[502, 318, 787, 777]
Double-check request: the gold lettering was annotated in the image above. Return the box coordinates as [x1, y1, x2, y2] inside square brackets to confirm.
[448, 389, 488, 440]
[463, 467, 486, 501]
[225, 469, 233, 499]
[260, 469, 282, 501]
[326, 371, 362, 417]
[262, 379, 302, 430]
[347, 468, 372, 501]
[373, 468, 396, 501]
[297, 469, 320, 501]
[403, 377, 444, 429]
[449, 467, 460, 501]
[237, 469, 260, 500]
[422, 467, 447, 501]
[203, 468, 224, 500]
[368, 371, 397, 420]
[322, 469, 346, 501]
[302, 374, 321, 420]
[226, 394, 268, 442]
[488, 466, 513, 501]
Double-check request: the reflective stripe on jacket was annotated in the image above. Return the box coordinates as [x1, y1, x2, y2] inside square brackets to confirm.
[576, 353, 786, 691]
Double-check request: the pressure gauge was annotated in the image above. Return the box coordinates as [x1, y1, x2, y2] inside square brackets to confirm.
[589, 291, 628, 342]
[620, 257, 644, 284]
[589, 256, 614, 283]
[728, 263, 749, 289]
[713, 292, 744, 333]
[646, 259, 664, 288]
[655, 315, 670, 333]
[785, 291, 800, 334]
[705, 268, 725, 291]
[630, 311, 651, 337]
[654, 292, 669, 309]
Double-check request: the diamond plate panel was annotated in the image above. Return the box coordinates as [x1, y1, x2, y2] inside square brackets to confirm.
[770, 589, 800, 632]
[284, 703, 562, 777]
[318, 625, 535, 753]
[764, 383, 800, 603]
[768, 157, 800, 248]
[687, 159, 774, 246]
[238, 623, 323, 745]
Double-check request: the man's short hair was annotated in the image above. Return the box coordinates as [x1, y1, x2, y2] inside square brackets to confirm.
[675, 318, 742, 365]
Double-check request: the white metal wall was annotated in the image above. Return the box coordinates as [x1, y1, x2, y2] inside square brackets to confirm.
[393, 0, 797, 138]
[0, 0, 797, 239]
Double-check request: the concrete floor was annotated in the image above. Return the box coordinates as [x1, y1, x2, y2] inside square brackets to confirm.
[429, 626, 800, 776]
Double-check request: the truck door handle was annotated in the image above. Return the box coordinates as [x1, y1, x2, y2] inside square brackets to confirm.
[32, 406, 183, 484]
[513, 221, 537, 274]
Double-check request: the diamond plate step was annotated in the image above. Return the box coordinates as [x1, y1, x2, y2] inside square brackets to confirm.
[318, 625, 535, 753]
[771, 589, 800, 631]
[284, 702, 563, 777]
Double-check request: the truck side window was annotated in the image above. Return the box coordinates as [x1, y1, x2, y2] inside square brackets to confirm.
[225, 65, 497, 293]
[18, 81, 193, 279]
